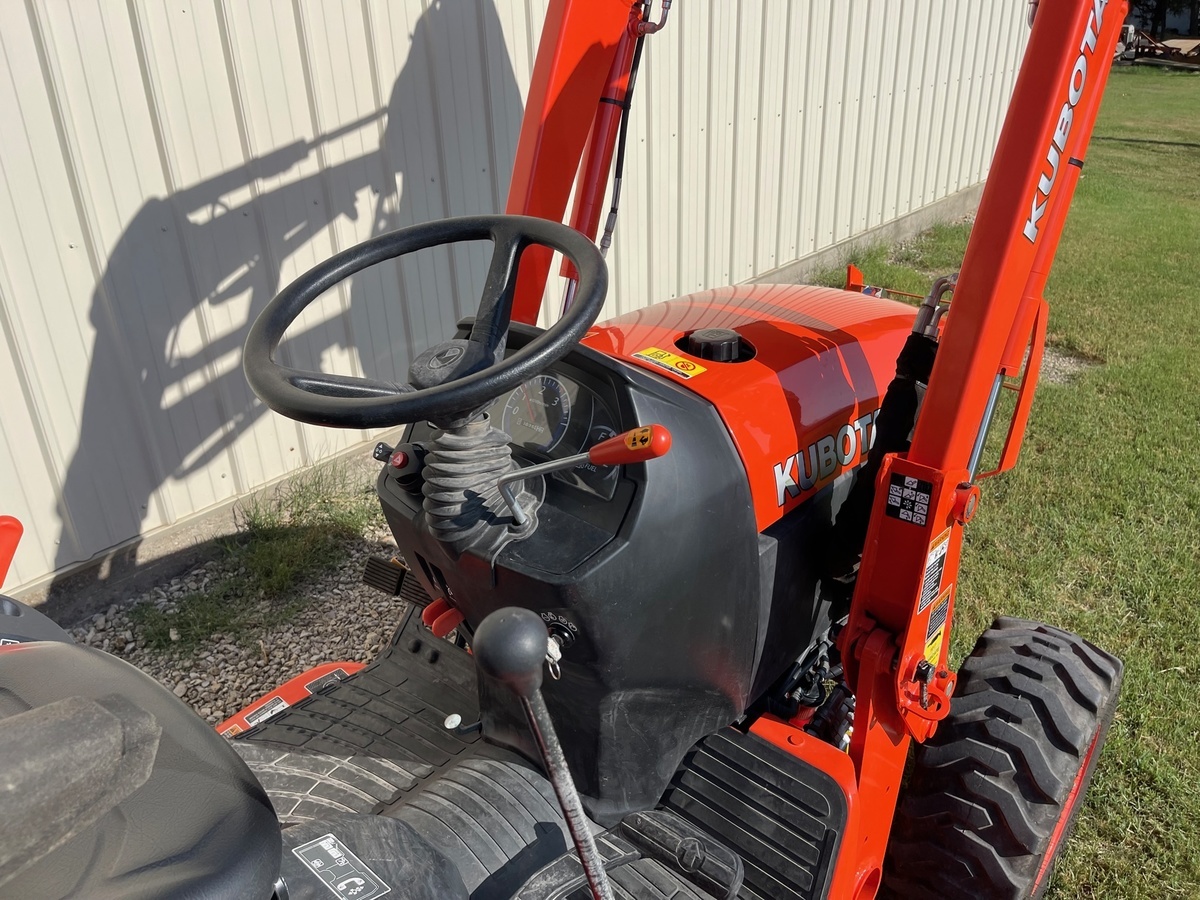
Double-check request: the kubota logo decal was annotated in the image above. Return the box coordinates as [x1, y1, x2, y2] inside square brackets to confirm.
[773, 411, 878, 506]
[1023, 0, 1107, 243]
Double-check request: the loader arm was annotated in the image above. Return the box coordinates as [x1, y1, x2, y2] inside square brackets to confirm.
[503, 0, 643, 325]
[832, 0, 1129, 893]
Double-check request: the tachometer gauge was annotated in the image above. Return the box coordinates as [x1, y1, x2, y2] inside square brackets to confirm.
[502, 375, 572, 453]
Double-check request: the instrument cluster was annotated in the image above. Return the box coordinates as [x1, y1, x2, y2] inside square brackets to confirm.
[487, 371, 621, 499]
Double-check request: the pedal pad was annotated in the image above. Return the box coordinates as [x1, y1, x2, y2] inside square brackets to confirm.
[362, 555, 408, 596]
[620, 809, 744, 900]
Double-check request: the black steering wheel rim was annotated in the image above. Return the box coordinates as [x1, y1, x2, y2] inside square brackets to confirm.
[243, 214, 607, 428]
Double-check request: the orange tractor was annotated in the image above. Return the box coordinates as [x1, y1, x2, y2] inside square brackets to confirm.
[0, 1, 1126, 898]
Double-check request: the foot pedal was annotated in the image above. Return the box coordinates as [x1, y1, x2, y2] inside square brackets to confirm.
[663, 729, 849, 900]
[621, 810, 743, 900]
[362, 555, 407, 596]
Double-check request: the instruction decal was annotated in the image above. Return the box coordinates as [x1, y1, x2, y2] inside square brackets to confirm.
[292, 833, 392, 900]
[918, 529, 951, 613]
[885, 473, 933, 526]
[631, 347, 707, 380]
[625, 426, 654, 450]
[244, 694, 289, 728]
[305, 667, 351, 695]
[924, 588, 951, 665]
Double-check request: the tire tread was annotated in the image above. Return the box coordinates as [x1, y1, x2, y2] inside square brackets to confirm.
[880, 618, 1122, 900]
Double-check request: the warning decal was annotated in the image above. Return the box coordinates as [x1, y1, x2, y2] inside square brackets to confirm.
[918, 529, 951, 613]
[924, 588, 951, 665]
[631, 347, 707, 380]
[292, 833, 392, 900]
[885, 473, 933, 526]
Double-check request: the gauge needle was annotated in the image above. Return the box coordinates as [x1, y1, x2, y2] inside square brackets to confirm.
[525, 388, 536, 425]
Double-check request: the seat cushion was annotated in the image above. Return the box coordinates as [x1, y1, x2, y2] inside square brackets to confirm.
[0, 641, 281, 899]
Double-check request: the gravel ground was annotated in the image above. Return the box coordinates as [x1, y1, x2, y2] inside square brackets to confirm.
[1039, 345, 1101, 385]
[68, 530, 409, 727]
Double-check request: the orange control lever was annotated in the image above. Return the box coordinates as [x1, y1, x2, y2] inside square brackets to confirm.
[498, 424, 673, 528]
[587, 425, 672, 466]
[0, 516, 22, 589]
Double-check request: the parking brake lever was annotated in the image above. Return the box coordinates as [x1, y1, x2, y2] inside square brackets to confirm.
[473, 608, 614, 900]
[497, 424, 672, 527]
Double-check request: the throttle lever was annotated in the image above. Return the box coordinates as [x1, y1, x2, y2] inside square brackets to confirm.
[497, 425, 672, 527]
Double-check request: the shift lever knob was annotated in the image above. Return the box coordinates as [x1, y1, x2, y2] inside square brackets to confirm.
[473, 607, 547, 698]
[473, 607, 615, 900]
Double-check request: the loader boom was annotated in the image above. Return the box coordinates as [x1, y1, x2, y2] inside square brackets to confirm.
[837, 0, 1128, 892]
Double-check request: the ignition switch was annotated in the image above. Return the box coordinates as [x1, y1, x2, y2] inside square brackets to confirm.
[544, 624, 576, 681]
[547, 622, 576, 649]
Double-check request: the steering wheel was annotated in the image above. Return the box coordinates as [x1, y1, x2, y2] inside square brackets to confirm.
[244, 215, 607, 428]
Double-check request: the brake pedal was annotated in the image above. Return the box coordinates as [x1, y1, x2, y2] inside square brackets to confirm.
[362, 555, 408, 596]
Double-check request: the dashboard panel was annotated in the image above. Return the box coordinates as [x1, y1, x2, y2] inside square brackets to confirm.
[486, 368, 621, 500]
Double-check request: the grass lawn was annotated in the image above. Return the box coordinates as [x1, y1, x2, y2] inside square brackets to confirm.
[129, 461, 381, 649]
[829, 67, 1200, 898]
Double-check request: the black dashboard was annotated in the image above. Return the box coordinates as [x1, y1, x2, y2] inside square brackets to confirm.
[394, 324, 636, 541]
[376, 321, 767, 820]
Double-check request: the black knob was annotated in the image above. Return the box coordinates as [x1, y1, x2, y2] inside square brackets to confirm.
[685, 328, 743, 362]
[473, 608, 548, 699]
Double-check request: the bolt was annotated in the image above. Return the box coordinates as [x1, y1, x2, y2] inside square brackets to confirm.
[915, 660, 935, 710]
[677, 838, 705, 873]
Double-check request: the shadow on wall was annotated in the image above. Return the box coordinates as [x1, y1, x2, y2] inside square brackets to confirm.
[44, 0, 522, 612]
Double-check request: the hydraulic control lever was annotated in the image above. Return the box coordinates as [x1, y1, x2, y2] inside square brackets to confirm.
[473, 608, 615, 900]
[498, 424, 671, 526]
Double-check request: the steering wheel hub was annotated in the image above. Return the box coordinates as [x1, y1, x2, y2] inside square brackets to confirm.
[409, 339, 491, 391]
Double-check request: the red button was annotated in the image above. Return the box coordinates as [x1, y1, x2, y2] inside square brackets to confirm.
[389, 450, 409, 469]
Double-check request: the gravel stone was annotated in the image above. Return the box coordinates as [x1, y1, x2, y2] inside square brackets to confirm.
[66, 528, 409, 725]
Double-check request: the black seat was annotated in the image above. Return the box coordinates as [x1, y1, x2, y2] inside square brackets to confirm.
[0, 640, 281, 899]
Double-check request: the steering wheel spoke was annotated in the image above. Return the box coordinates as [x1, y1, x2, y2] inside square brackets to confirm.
[468, 224, 526, 359]
[244, 214, 606, 429]
[280, 366, 413, 400]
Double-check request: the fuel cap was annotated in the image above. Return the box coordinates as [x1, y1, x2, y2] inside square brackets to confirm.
[684, 328, 745, 362]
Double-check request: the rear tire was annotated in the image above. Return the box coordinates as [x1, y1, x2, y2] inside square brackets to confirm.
[880, 617, 1122, 899]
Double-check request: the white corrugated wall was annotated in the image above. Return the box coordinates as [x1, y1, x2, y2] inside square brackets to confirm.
[0, 0, 1028, 592]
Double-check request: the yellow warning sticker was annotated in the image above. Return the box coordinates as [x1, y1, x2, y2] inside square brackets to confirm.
[625, 426, 653, 450]
[923, 587, 952, 665]
[918, 528, 951, 613]
[631, 347, 707, 379]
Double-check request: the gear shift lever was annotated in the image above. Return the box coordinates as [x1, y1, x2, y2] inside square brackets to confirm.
[473, 608, 614, 900]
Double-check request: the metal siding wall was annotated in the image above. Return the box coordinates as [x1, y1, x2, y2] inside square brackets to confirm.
[0, 0, 1028, 592]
